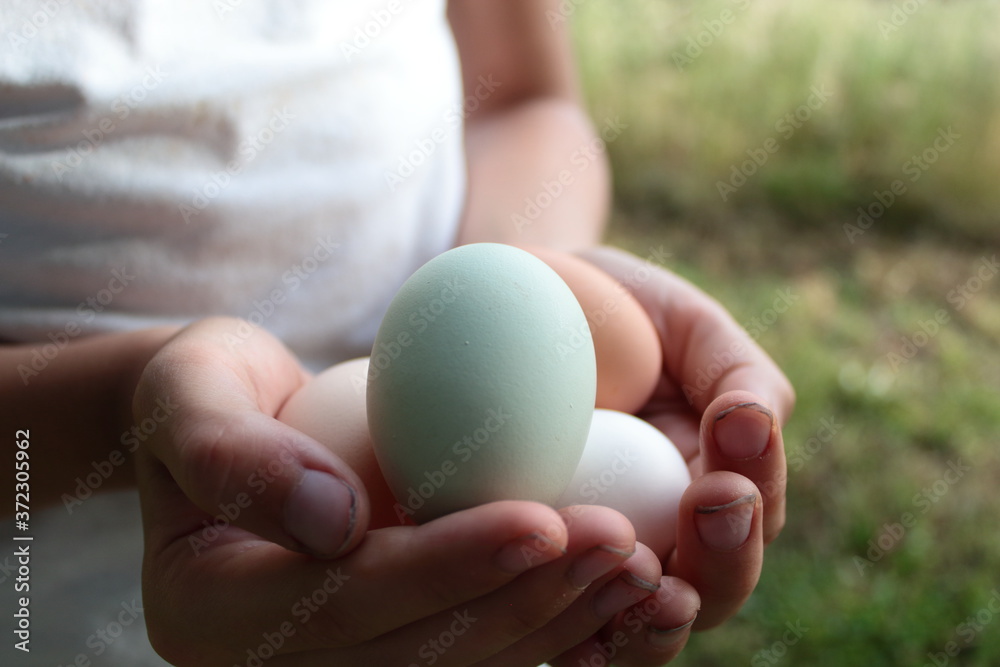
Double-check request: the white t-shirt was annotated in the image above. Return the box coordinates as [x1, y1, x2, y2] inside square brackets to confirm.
[0, 0, 466, 370]
[0, 2, 465, 664]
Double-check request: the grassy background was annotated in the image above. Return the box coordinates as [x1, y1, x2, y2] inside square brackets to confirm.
[572, 1, 1000, 665]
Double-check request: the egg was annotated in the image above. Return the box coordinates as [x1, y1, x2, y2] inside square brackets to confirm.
[276, 357, 400, 529]
[525, 246, 661, 415]
[555, 409, 691, 560]
[367, 243, 597, 523]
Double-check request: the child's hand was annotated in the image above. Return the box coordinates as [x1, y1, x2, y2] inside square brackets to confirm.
[537, 246, 796, 666]
[132, 317, 675, 666]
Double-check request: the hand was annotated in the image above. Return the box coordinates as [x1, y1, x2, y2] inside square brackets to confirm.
[132, 317, 675, 666]
[541, 246, 796, 666]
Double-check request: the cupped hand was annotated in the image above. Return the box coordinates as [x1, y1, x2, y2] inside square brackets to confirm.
[543, 245, 796, 666]
[131, 317, 672, 666]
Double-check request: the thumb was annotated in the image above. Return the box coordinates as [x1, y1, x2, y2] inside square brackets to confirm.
[133, 319, 370, 557]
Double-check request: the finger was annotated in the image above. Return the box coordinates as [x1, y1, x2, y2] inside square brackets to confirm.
[474, 540, 663, 667]
[298, 505, 647, 667]
[701, 391, 786, 543]
[134, 317, 369, 557]
[666, 471, 763, 631]
[577, 246, 796, 424]
[142, 500, 572, 663]
[551, 576, 700, 667]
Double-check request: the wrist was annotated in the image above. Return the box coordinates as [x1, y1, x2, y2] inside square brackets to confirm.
[1, 325, 182, 511]
[456, 98, 610, 251]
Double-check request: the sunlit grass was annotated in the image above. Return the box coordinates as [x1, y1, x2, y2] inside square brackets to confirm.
[578, 2, 1000, 663]
[607, 220, 1000, 666]
[574, 0, 1000, 240]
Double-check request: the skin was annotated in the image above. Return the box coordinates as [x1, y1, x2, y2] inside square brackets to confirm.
[0, 1, 795, 665]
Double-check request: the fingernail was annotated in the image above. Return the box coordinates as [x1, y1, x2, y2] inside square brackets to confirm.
[285, 470, 357, 557]
[567, 545, 634, 590]
[713, 402, 773, 460]
[695, 493, 756, 551]
[647, 616, 697, 647]
[494, 532, 566, 575]
[593, 572, 659, 618]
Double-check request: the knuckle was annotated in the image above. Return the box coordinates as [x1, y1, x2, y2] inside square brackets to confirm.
[144, 563, 225, 666]
[400, 532, 506, 611]
[175, 416, 240, 508]
[501, 588, 580, 640]
[300, 600, 373, 648]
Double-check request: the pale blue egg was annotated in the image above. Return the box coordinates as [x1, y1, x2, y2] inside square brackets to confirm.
[367, 243, 596, 523]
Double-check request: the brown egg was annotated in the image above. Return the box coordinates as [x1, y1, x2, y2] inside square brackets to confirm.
[276, 357, 402, 529]
[526, 247, 662, 414]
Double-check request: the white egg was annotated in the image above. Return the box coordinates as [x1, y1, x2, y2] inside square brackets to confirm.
[554, 409, 691, 560]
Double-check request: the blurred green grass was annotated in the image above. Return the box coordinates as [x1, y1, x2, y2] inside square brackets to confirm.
[573, 0, 1000, 241]
[573, 1, 1000, 665]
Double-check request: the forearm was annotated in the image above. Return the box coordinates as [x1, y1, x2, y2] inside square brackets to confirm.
[447, 0, 611, 251]
[456, 97, 611, 251]
[2, 326, 179, 513]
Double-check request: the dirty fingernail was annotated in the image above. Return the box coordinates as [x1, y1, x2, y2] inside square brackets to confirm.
[567, 545, 634, 590]
[713, 402, 773, 460]
[593, 572, 659, 618]
[695, 493, 756, 551]
[647, 616, 697, 648]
